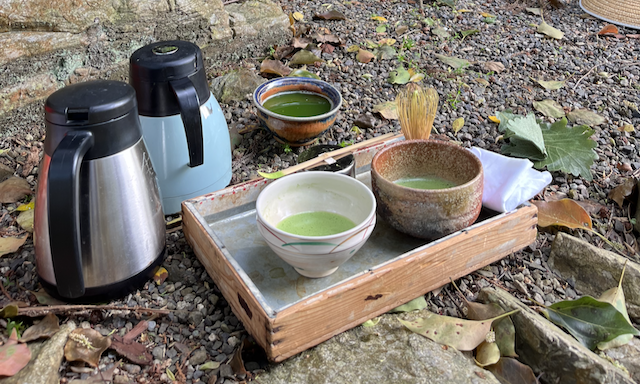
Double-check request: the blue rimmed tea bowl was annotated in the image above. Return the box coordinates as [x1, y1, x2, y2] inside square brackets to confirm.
[256, 172, 376, 278]
[252, 77, 342, 146]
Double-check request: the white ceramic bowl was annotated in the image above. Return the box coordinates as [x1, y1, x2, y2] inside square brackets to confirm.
[256, 172, 376, 278]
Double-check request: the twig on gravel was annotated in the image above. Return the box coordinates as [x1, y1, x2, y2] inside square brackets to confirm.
[123, 320, 149, 343]
[167, 226, 183, 234]
[223, 0, 243, 4]
[398, 29, 422, 40]
[0, 280, 12, 301]
[17, 305, 172, 317]
[573, 64, 597, 90]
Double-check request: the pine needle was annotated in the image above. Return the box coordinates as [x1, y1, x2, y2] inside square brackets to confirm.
[396, 83, 439, 140]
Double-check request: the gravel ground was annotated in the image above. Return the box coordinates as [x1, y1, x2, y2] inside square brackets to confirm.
[1, 0, 640, 383]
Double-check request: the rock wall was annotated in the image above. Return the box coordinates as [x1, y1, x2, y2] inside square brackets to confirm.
[0, 0, 290, 137]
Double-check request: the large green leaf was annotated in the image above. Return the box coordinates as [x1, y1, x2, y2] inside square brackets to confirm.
[543, 296, 639, 350]
[495, 110, 518, 133]
[501, 137, 547, 161]
[503, 114, 547, 156]
[533, 118, 598, 181]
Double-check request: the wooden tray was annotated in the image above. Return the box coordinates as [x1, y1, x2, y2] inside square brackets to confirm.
[182, 136, 538, 362]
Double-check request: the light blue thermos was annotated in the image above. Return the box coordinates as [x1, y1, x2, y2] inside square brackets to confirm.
[130, 41, 232, 214]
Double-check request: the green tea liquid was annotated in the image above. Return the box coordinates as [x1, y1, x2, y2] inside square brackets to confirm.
[263, 91, 332, 117]
[394, 176, 457, 190]
[277, 211, 356, 236]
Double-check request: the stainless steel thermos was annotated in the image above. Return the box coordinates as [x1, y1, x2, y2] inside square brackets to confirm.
[34, 80, 165, 301]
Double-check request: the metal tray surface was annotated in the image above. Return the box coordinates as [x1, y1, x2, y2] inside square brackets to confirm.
[203, 172, 498, 317]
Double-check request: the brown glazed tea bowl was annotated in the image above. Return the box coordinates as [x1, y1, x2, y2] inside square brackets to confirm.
[252, 77, 342, 146]
[371, 139, 483, 240]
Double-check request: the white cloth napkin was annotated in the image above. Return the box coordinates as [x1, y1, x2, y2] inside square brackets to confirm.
[469, 147, 552, 212]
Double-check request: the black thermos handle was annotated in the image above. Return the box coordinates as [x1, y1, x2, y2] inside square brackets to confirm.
[48, 131, 94, 299]
[170, 77, 204, 167]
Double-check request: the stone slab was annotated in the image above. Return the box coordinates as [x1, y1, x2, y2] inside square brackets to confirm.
[548, 232, 640, 321]
[478, 287, 635, 384]
[604, 337, 640, 382]
[256, 312, 500, 384]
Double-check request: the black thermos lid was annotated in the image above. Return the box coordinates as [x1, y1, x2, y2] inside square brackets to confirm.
[129, 40, 211, 117]
[44, 80, 142, 160]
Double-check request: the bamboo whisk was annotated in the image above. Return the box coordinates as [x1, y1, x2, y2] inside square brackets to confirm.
[396, 83, 439, 140]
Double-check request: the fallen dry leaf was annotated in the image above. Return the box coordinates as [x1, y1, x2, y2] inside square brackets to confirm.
[16, 201, 34, 211]
[598, 24, 619, 35]
[617, 163, 633, 172]
[483, 61, 505, 73]
[346, 45, 360, 53]
[260, 59, 292, 77]
[533, 99, 565, 118]
[21, 313, 60, 342]
[0, 164, 12, 182]
[356, 49, 375, 63]
[532, 199, 592, 230]
[576, 200, 607, 217]
[30, 289, 67, 306]
[292, 37, 312, 49]
[290, 50, 323, 65]
[609, 177, 637, 207]
[0, 329, 31, 377]
[452, 117, 465, 133]
[110, 335, 153, 365]
[537, 21, 564, 39]
[0, 304, 18, 319]
[372, 101, 398, 120]
[310, 32, 341, 45]
[567, 108, 605, 126]
[475, 340, 500, 367]
[274, 45, 295, 60]
[153, 267, 169, 286]
[0, 177, 32, 203]
[400, 310, 518, 351]
[289, 68, 320, 79]
[229, 339, 251, 379]
[532, 78, 565, 90]
[64, 328, 111, 367]
[313, 10, 346, 20]
[17, 210, 34, 233]
[21, 146, 40, 177]
[618, 124, 635, 132]
[486, 357, 538, 384]
[321, 43, 335, 54]
[0, 235, 28, 257]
